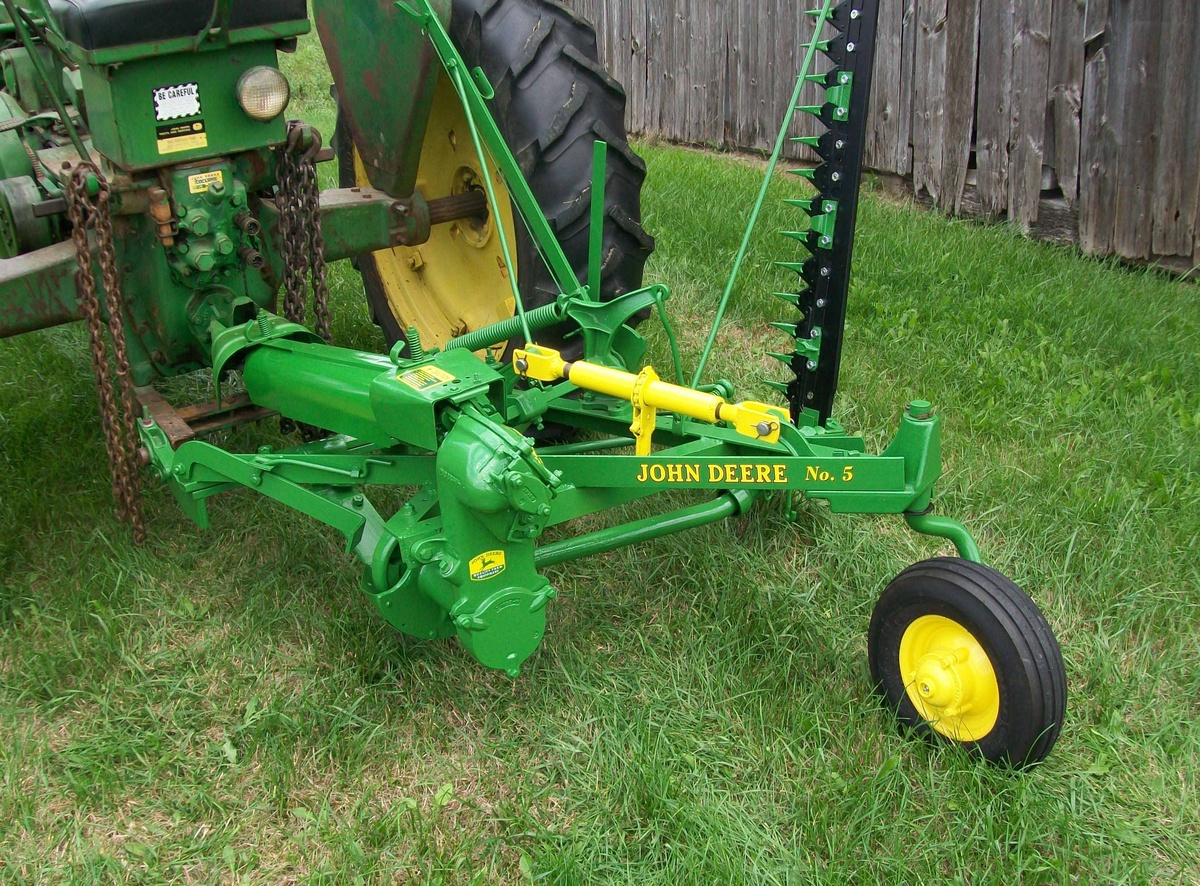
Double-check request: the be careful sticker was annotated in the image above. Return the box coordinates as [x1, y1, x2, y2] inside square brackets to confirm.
[153, 83, 202, 122]
[469, 551, 506, 582]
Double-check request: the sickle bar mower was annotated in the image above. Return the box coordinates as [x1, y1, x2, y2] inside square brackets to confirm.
[0, 0, 1065, 766]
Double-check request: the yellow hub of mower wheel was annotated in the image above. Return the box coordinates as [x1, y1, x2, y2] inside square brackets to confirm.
[899, 615, 1000, 742]
[354, 74, 516, 352]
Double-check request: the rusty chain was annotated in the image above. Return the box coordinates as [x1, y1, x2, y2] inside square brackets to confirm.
[277, 121, 332, 344]
[64, 163, 145, 545]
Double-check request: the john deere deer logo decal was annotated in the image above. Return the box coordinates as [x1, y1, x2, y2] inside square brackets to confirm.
[469, 551, 506, 581]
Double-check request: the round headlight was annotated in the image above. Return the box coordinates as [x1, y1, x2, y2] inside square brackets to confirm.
[236, 66, 291, 122]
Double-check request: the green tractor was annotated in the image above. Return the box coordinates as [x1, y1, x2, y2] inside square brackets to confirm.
[0, 0, 1066, 767]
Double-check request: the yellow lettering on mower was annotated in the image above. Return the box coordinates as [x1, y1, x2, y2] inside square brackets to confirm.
[634, 462, 790, 484]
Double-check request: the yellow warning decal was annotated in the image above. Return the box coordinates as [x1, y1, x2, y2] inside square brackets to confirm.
[157, 120, 208, 155]
[469, 550, 506, 582]
[398, 365, 456, 391]
[188, 170, 224, 194]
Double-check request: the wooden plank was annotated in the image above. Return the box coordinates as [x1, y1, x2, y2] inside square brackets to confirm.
[865, 0, 905, 174]
[1047, 0, 1085, 206]
[911, 0, 948, 205]
[1190, 26, 1200, 267]
[1083, 0, 1108, 44]
[1150, 0, 1200, 258]
[910, 0, 978, 213]
[1007, 0, 1051, 228]
[895, 0, 916, 174]
[726, 0, 750, 149]
[185, 404, 277, 438]
[690, 0, 728, 146]
[728, 0, 767, 153]
[593, 2, 621, 124]
[1078, 43, 1115, 255]
[1108, 0, 1160, 260]
[622, 0, 639, 136]
[974, 0, 1015, 218]
[650, 0, 682, 137]
[135, 387, 194, 448]
[695, 0, 721, 146]
[637, 0, 658, 135]
[938, 0, 981, 214]
[642, 0, 666, 134]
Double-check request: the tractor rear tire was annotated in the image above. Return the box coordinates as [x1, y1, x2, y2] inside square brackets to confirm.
[336, 0, 654, 358]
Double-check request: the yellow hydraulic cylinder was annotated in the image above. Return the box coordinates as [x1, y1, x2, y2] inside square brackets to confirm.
[514, 346, 788, 455]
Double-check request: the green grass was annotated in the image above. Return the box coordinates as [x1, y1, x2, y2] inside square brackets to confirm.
[1, 31, 1199, 886]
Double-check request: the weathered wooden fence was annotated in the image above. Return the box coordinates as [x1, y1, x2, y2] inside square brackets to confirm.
[563, 0, 1199, 271]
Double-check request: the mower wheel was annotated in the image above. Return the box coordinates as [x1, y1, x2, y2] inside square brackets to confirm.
[336, 0, 654, 358]
[867, 557, 1066, 767]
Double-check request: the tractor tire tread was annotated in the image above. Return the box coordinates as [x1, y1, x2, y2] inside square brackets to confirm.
[342, 0, 652, 354]
[448, 0, 652, 349]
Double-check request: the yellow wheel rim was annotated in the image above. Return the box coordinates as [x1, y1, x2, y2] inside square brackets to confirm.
[898, 615, 1000, 742]
[354, 73, 517, 353]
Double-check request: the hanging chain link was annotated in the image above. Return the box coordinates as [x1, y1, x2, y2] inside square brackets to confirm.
[64, 163, 145, 545]
[277, 121, 332, 343]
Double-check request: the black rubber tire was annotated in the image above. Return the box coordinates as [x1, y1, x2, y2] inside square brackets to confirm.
[867, 557, 1067, 768]
[337, 0, 654, 355]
